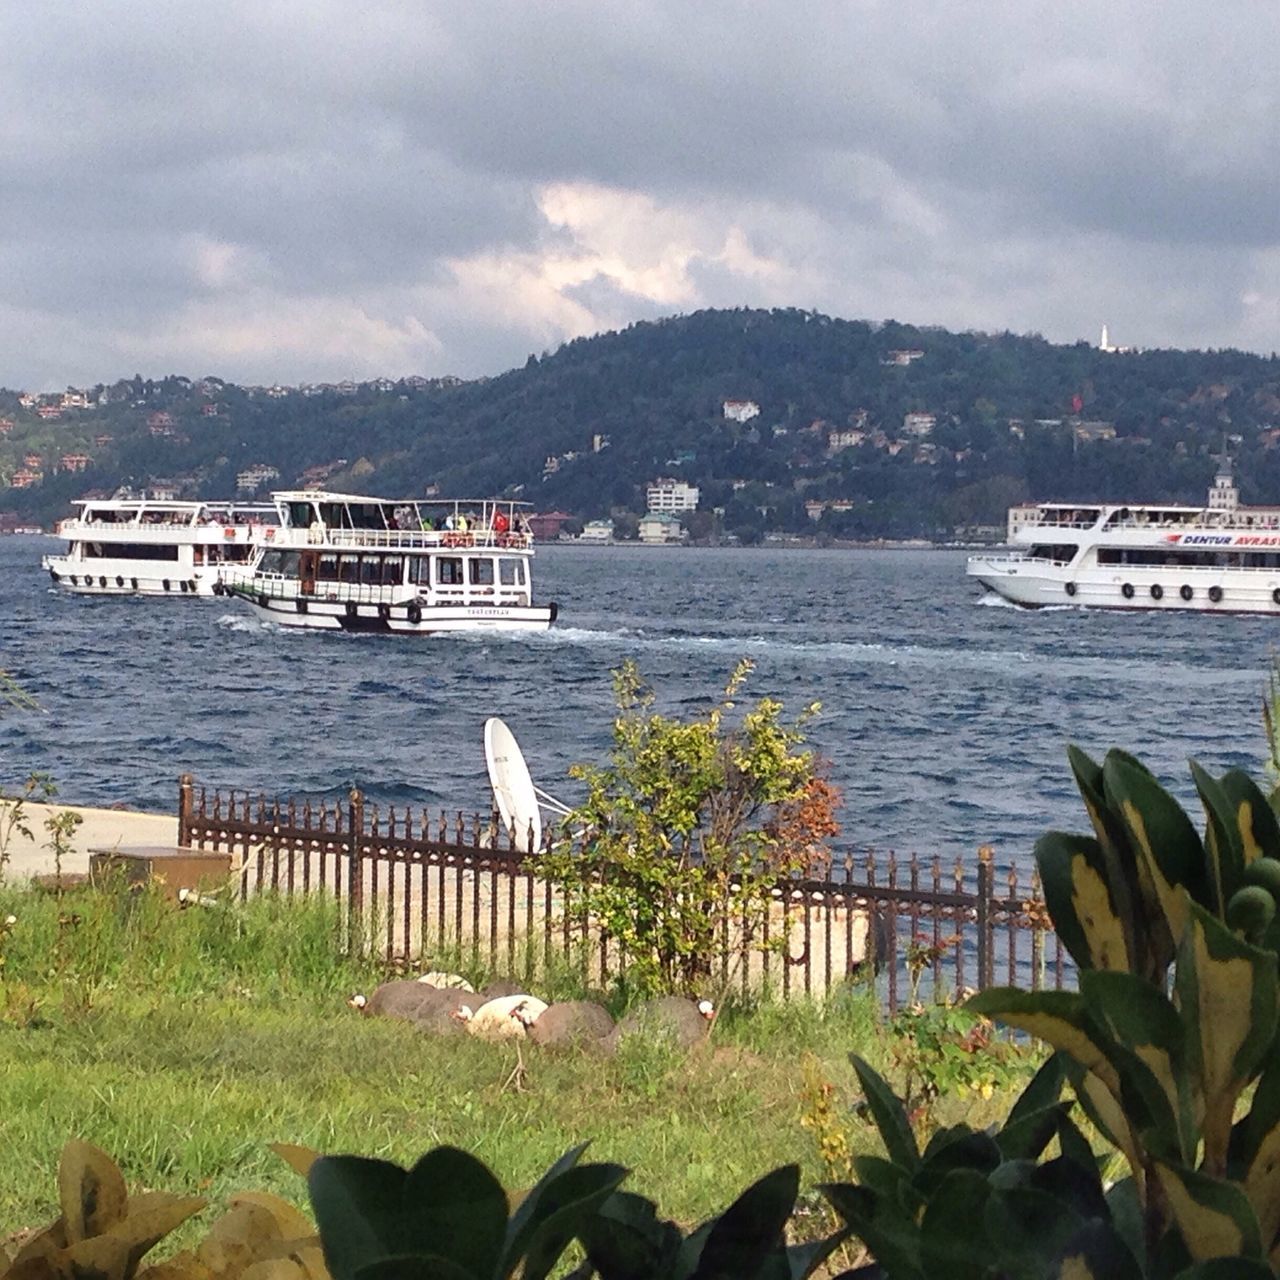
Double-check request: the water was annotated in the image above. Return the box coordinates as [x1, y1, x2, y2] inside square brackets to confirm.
[0, 534, 1273, 873]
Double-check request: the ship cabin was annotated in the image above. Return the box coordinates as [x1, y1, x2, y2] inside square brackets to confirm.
[248, 491, 536, 608]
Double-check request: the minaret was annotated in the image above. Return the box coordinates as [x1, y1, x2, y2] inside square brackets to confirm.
[1208, 450, 1238, 514]
[1100, 325, 1114, 353]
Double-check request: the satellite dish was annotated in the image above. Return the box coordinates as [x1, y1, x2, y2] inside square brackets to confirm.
[485, 717, 542, 852]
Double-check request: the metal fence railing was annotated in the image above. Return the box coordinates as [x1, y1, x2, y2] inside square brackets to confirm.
[177, 775, 1068, 1012]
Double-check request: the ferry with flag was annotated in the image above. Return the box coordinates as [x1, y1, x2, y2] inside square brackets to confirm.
[222, 490, 557, 634]
[967, 458, 1280, 613]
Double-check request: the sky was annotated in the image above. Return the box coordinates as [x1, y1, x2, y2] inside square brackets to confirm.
[4, 1, 1280, 390]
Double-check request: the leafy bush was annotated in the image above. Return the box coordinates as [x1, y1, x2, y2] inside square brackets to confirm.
[538, 659, 839, 997]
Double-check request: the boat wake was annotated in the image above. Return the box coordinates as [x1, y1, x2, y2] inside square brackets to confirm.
[215, 612, 278, 633]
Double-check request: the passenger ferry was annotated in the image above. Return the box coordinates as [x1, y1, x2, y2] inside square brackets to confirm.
[42, 498, 278, 596]
[223, 490, 557, 634]
[967, 459, 1280, 613]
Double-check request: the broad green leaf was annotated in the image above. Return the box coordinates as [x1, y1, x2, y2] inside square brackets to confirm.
[1004, 1053, 1067, 1126]
[1104, 752, 1208, 943]
[820, 1183, 923, 1280]
[399, 1148, 512, 1279]
[985, 1186, 1086, 1275]
[1080, 969, 1192, 1161]
[1035, 832, 1130, 972]
[1190, 761, 1245, 916]
[1171, 1262, 1276, 1280]
[1175, 903, 1278, 1169]
[307, 1156, 409, 1280]
[965, 990, 1121, 1096]
[912, 1131, 1001, 1199]
[1221, 769, 1280, 867]
[1154, 1161, 1263, 1262]
[353, 1257, 474, 1280]
[576, 1191, 679, 1280]
[687, 1165, 797, 1280]
[850, 1157, 922, 1217]
[1051, 1221, 1144, 1280]
[848, 1055, 919, 1173]
[1104, 1178, 1147, 1274]
[1028, 1155, 1107, 1221]
[1239, 1053, 1280, 1257]
[503, 1145, 589, 1271]
[996, 1104, 1072, 1163]
[1062, 1059, 1141, 1176]
[916, 1169, 992, 1280]
[517, 1164, 629, 1280]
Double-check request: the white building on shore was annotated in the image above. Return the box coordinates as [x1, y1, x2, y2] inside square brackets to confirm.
[646, 478, 700, 513]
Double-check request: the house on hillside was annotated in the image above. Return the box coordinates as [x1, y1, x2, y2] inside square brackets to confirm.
[236, 464, 280, 493]
[902, 412, 936, 438]
[579, 519, 614, 543]
[722, 399, 760, 423]
[10, 468, 41, 489]
[527, 511, 573, 541]
[646, 478, 699, 512]
[59, 453, 91, 473]
[638, 512, 685, 544]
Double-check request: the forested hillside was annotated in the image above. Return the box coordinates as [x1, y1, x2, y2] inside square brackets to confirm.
[5, 308, 1280, 539]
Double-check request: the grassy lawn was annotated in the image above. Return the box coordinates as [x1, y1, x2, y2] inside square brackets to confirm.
[0, 886, 1031, 1236]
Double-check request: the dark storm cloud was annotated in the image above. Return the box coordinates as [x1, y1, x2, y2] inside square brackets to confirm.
[3, 1, 1280, 388]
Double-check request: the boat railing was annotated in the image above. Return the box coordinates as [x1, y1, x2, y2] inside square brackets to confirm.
[56, 518, 273, 540]
[270, 527, 532, 552]
[970, 552, 1075, 569]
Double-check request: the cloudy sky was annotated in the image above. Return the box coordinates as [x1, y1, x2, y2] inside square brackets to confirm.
[3, 2, 1279, 389]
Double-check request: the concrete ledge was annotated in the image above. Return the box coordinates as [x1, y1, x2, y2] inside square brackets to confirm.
[0, 802, 178, 882]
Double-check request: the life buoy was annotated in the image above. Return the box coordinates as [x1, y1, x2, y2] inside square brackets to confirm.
[212, 581, 224, 597]
[187, 581, 196, 594]
[378, 603, 391, 621]
[1179, 585, 1192, 602]
[1121, 583, 1135, 599]
[115, 575, 124, 588]
[257, 594, 268, 609]
[99, 575, 108, 588]
[296, 598, 308, 614]
[1150, 584, 1164, 600]
[1273, 587, 1280, 606]
[163, 579, 171, 591]
[223, 527, 236, 540]
[49, 570, 60, 583]
[131, 578, 138, 590]
[406, 602, 422, 625]
[345, 601, 358, 619]
[179, 580, 188, 593]
[1208, 585, 1223, 604]
[1065, 582, 1077, 597]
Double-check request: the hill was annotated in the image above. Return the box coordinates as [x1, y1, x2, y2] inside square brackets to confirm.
[4, 308, 1280, 540]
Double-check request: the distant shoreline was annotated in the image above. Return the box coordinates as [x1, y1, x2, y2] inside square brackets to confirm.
[541, 539, 1000, 552]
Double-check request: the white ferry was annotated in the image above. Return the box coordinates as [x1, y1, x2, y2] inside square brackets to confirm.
[967, 459, 1280, 613]
[42, 498, 277, 597]
[223, 490, 558, 634]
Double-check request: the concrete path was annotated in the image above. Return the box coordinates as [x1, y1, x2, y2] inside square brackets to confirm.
[0, 801, 178, 881]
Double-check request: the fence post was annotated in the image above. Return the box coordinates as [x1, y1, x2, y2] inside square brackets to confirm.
[177, 774, 193, 848]
[348, 788, 365, 940]
[976, 844, 994, 991]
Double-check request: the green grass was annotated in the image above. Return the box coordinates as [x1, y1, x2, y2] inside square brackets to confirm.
[0, 885, 1033, 1237]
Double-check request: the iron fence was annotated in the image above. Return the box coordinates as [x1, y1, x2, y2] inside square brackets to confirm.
[178, 775, 1068, 1012]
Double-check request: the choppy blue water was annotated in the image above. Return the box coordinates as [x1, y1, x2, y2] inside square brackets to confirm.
[0, 534, 1272, 873]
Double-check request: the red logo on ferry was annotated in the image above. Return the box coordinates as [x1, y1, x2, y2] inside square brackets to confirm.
[1163, 534, 1182, 543]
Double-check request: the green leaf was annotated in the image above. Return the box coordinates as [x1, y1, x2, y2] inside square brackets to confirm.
[576, 1191, 680, 1280]
[1103, 751, 1208, 943]
[848, 1055, 919, 1173]
[354, 1257, 476, 1280]
[849, 1157, 922, 1218]
[503, 1143, 588, 1265]
[1154, 1161, 1264, 1262]
[997, 1104, 1071, 1163]
[1190, 761, 1245, 917]
[1175, 902, 1279, 1170]
[518, 1164, 629, 1280]
[916, 1169, 993, 1280]
[1171, 1262, 1276, 1280]
[984, 1186, 1086, 1274]
[1035, 831, 1131, 972]
[820, 1183, 923, 1280]
[1221, 769, 1280, 868]
[1050, 1221, 1144, 1280]
[1003, 1053, 1066, 1127]
[1104, 1178, 1147, 1274]
[308, 1156, 409, 1280]
[1236, 1049, 1280, 1258]
[912, 1131, 1001, 1199]
[400, 1148, 510, 1279]
[1079, 968, 1191, 1162]
[688, 1165, 798, 1280]
[965, 990, 1121, 1097]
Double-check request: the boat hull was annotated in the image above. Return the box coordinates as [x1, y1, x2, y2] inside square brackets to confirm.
[967, 555, 1280, 614]
[43, 559, 225, 597]
[229, 589, 557, 634]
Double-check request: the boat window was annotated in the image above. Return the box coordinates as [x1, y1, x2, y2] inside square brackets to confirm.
[286, 502, 314, 528]
[407, 555, 429, 585]
[338, 555, 359, 583]
[1026, 544, 1076, 562]
[318, 554, 339, 582]
[259, 550, 285, 574]
[85, 541, 181, 561]
[280, 551, 301, 576]
[382, 555, 403, 585]
[360, 556, 383, 585]
[436, 556, 464, 586]
[499, 558, 525, 586]
[470, 558, 495, 586]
